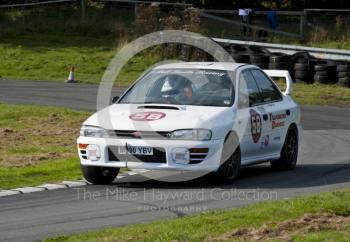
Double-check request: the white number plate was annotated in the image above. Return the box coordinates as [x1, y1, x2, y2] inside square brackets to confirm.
[118, 146, 153, 155]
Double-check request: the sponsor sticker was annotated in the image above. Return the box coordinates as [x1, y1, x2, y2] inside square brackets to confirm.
[260, 135, 269, 148]
[269, 112, 286, 129]
[129, 112, 166, 121]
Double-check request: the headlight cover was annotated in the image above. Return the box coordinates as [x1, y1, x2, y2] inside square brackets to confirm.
[80, 125, 108, 138]
[169, 129, 212, 141]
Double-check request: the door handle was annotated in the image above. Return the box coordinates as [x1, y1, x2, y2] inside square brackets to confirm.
[263, 114, 268, 121]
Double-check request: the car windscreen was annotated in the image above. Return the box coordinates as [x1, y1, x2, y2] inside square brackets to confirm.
[118, 69, 235, 107]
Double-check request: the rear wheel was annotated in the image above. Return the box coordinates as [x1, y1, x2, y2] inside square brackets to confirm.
[271, 126, 298, 170]
[81, 165, 119, 185]
[216, 134, 241, 184]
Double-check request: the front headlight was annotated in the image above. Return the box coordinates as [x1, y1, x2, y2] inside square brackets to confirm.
[80, 125, 108, 138]
[169, 129, 212, 141]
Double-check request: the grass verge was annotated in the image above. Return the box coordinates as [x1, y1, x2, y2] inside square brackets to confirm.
[0, 102, 90, 189]
[274, 79, 350, 107]
[45, 188, 350, 242]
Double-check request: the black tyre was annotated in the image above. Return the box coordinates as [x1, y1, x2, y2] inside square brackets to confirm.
[216, 133, 241, 184]
[339, 77, 350, 83]
[81, 165, 119, 185]
[294, 63, 311, 71]
[270, 53, 290, 63]
[315, 70, 330, 76]
[229, 44, 247, 53]
[268, 62, 292, 70]
[338, 77, 350, 87]
[314, 64, 336, 72]
[296, 58, 309, 64]
[314, 74, 333, 84]
[247, 45, 270, 54]
[337, 71, 350, 78]
[291, 51, 311, 62]
[270, 126, 298, 170]
[250, 54, 269, 63]
[338, 79, 350, 87]
[337, 64, 350, 72]
[294, 70, 312, 79]
[232, 53, 250, 63]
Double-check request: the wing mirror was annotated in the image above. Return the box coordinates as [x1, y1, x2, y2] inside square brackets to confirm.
[111, 96, 119, 104]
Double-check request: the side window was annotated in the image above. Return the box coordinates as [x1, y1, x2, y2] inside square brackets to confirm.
[251, 69, 282, 103]
[238, 70, 263, 108]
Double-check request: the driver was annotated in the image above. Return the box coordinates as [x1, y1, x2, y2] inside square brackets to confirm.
[182, 80, 194, 101]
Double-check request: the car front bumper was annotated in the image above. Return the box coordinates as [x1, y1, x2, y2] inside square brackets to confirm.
[77, 137, 224, 172]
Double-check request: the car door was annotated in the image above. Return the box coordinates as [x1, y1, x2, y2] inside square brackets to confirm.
[236, 69, 271, 163]
[250, 69, 288, 156]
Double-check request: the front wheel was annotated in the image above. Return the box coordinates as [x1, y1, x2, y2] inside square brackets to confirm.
[216, 133, 241, 184]
[270, 126, 299, 170]
[81, 165, 119, 185]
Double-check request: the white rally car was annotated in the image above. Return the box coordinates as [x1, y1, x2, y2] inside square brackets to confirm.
[77, 62, 301, 184]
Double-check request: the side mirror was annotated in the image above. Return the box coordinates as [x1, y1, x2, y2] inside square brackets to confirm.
[111, 96, 119, 104]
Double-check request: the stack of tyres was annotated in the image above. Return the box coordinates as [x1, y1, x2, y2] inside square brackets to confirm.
[293, 58, 315, 83]
[250, 54, 269, 69]
[246, 45, 270, 55]
[337, 63, 350, 87]
[229, 44, 250, 63]
[313, 62, 337, 84]
[269, 53, 292, 74]
[247, 45, 270, 69]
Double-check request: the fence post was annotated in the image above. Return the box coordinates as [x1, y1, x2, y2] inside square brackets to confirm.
[81, 0, 86, 21]
[299, 10, 307, 40]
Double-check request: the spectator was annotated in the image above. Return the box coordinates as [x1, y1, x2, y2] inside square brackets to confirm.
[267, 9, 279, 30]
[238, 8, 254, 36]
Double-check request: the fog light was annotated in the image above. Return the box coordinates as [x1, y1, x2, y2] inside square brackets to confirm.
[86, 145, 101, 161]
[171, 148, 189, 164]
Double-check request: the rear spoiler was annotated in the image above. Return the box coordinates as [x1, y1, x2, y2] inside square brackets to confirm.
[263, 69, 293, 95]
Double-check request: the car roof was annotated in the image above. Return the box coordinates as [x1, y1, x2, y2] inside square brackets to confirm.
[153, 62, 247, 72]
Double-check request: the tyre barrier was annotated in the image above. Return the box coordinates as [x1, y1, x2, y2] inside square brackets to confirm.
[268, 53, 293, 80]
[231, 53, 250, 63]
[215, 41, 350, 87]
[313, 62, 337, 84]
[250, 54, 269, 69]
[337, 63, 350, 87]
[246, 45, 270, 54]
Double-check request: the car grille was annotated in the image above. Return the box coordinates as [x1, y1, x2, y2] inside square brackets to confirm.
[107, 146, 166, 163]
[189, 148, 209, 164]
[107, 130, 170, 139]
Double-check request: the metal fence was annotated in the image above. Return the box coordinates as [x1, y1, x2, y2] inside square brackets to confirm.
[1, 1, 350, 41]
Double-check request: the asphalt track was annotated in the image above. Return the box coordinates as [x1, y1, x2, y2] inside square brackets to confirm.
[0, 80, 349, 241]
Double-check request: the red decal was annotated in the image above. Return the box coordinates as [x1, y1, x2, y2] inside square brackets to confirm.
[250, 109, 262, 143]
[129, 112, 166, 121]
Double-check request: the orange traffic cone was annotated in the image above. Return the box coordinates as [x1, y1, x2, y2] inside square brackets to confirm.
[65, 65, 76, 83]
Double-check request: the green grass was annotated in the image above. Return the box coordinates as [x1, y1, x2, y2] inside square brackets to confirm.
[44, 188, 350, 242]
[0, 5, 350, 106]
[274, 80, 350, 107]
[0, 157, 82, 189]
[0, 5, 135, 84]
[0, 102, 90, 189]
[293, 228, 350, 242]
